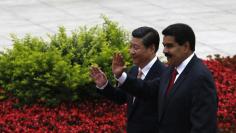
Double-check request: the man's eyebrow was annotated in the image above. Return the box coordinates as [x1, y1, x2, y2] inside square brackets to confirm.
[163, 42, 172, 45]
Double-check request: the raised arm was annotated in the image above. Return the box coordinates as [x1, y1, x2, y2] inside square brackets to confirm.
[90, 66, 108, 88]
[112, 53, 160, 99]
[112, 53, 126, 78]
[90, 66, 127, 104]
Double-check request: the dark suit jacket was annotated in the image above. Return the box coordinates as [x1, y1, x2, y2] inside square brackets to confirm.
[120, 55, 218, 133]
[99, 59, 165, 133]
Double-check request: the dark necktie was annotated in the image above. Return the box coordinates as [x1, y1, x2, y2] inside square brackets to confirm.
[166, 68, 178, 95]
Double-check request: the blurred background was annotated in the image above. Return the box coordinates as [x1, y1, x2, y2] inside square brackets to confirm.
[0, 0, 236, 58]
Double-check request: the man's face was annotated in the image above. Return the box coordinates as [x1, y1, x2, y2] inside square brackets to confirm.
[163, 36, 187, 67]
[129, 37, 155, 68]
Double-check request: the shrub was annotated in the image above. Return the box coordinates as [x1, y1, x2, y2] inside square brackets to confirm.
[0, 16, 131, 106]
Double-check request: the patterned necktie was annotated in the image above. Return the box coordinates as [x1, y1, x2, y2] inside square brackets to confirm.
[133, 69, 143, 104]
[166, 68, 178, 96]
[137, 69, 143, 79]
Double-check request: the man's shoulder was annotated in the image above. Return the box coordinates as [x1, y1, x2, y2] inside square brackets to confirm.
[188, 57, 213, 80]
[156, 59, 167, 70]
[128, 65, 138, 75]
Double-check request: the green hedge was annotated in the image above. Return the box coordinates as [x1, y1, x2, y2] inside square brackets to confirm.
[0, 16, 131, 106]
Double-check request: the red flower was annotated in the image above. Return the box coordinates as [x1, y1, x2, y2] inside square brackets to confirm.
[0, 55, 235, 132]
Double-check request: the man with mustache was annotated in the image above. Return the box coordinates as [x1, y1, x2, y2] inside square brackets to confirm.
[90, 27, 165, 133]
[114, 23, 218, 133]
[92, 23, 218, 133]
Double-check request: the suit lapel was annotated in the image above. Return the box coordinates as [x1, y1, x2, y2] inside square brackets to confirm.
[167, 71, 186, 99]
[128, 59, 162, 120]
[159, 55, 199, 121]
[158, 68, 172, 121]
[161, 70, 187, 117]
[144, 59, 160, 79]
[127, 66, 139, 119]
[168, 55, 198, 99]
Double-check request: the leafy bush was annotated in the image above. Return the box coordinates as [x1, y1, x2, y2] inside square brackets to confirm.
[0, 16, 131, 106]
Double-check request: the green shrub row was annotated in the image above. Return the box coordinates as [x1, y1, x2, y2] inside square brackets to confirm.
[0, 16, 131, 106]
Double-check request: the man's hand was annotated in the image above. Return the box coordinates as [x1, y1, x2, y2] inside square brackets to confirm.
[90, 66, 108, 88]
[112, 53, 126, 78]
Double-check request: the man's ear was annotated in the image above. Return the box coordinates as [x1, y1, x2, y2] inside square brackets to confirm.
[183, 42, 191, 52]
[150, 44, 156, 52]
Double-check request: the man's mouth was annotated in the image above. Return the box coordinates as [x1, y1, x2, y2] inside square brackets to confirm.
[131, 56, 137, 59]
[132, 57, 137, 61]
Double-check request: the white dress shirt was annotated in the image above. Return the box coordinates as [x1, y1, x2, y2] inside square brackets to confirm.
[174, 53, 195, 82]
[117, 53, 195, 85]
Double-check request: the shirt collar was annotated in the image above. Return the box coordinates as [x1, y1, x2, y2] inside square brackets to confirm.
[176, 53, 195, 75]
[139, 55, 158, 78]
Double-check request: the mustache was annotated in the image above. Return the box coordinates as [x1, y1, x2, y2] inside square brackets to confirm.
[164, 53, 172, 58]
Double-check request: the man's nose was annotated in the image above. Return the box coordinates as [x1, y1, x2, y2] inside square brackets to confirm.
[129, 48, 135, 54]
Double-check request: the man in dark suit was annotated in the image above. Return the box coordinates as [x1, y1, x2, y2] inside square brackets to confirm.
[111, 23, 218, 133]
[90, 27, 166, 133]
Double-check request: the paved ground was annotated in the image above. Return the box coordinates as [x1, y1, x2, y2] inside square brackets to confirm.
[1, 0, 236, 58]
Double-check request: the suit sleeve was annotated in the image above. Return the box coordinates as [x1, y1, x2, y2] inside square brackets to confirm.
[190, 75, 218, 133]
[119, 75, 160, 99]
[99, 82, 127, 104]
